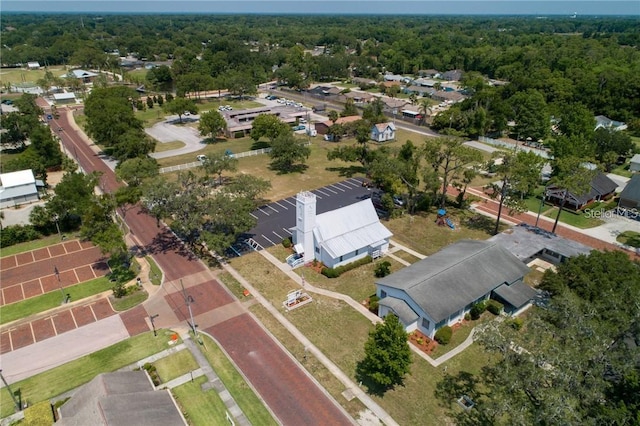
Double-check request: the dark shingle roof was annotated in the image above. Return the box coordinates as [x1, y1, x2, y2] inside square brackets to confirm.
[376, 240, 530, 323]
[379, 297, 419, 325]
[620, 174, 640, 203]
[493, 279, 538, 308]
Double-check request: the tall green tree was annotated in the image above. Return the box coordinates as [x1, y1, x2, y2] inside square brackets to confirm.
[250, 114, 289, 142]
[464, 251, 640, 425]
[547, 156, 596, 234]
[202, 153, 238, 185]
[424, 136, 483, 209]
[356, 314, 412, 393]
[269, 132, 311, 173]
[510, 89, 549, 141]
[198, 110, 227, 139]
[487, 149, 544, 235]
[163, 97, 197, 123]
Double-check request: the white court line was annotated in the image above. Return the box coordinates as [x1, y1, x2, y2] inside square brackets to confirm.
[282, 227, 292, 235]
[283, 198, 297, 207]
[267, 205, 279, 213]
[322, 186, 338, 194]
[274, 201, 288, 210]
[250, 213, 259, 219]
[272, 230, 283, 240]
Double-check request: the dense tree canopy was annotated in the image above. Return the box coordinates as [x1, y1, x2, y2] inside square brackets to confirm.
[452, 251, 640, 425]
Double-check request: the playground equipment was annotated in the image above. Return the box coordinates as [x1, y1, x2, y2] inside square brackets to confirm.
[435, 209, 455, 230]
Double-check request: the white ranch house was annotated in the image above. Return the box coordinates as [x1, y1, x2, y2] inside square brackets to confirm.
[376, 240, 535, 338]
[291, 192, 392, 269]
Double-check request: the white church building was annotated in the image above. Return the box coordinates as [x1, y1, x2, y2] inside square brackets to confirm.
[291, 191, 392, 269]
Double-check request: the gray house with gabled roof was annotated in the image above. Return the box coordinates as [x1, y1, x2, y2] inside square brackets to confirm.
[376, 240, 534, 338]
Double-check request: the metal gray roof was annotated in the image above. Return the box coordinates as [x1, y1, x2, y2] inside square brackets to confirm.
[488, 224, 592, 261]
[620, 174, 640, 204]
[376, 240, 530, 323]
[493, 279, 538, 308]
[379, 296, 419, 325]
[314, 199, 392, 259]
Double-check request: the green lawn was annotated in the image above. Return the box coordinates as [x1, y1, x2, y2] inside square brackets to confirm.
[0, 67, 67, 85]
[110, 288, 148, 312]
[0, 234, 80, 258]
[238, 260, 496, 424]
[617, 230, 640, 248]
[172, 376, 230, 425]
[0, 276, 112, 325]
[154, 140, 186, 152]
[429, 312, 494, 359]
[390, 249, 421, 264]
[198, 334, 278, 425]
[147, 256, 163, 286]
[217, 271, 250, 300]
[0, 330, 178, 418]
[154, 137, 258, 168]
[153, 349, 199, 383]
[542, 206, 604, 229]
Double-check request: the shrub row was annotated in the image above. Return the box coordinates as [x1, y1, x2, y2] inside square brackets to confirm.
[486, 299, 504, 315]
[0, 224, 42, 248]
[321, 255, 372, 278]
[143, 362, 161, 386]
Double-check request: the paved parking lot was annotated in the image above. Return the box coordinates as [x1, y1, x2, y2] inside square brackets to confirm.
[237, 177, 373, 251]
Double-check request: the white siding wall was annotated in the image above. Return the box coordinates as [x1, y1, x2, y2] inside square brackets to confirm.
[321, 249, 368, 269]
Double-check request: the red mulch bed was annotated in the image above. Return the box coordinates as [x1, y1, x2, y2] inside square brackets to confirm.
[409, 329, 438, 355]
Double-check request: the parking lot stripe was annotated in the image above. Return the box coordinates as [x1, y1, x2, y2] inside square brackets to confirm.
[250, 212, 259, 219]
[258, 208, 270, 216]
[267, 205, 279, 213]
[274, 201, 288, 210]
[314, 188, 330, 197]
[322, 186, 338, 194]
[282, 227, 292, 235]
[283, 198, 296, 207]
[335, 182, 353, 190]
[347, 178, 363, 186]
[329, 184, 346, 192]
[272, 230, 283, 240]
[261, 234, 276, 246]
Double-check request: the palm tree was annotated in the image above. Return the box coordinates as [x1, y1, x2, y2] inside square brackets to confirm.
[418, 99, 432, 126]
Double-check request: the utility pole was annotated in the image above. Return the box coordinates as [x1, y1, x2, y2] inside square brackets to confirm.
[0, 370, 21, 412]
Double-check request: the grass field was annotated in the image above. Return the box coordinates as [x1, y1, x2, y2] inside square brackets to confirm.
[228, 253, 496, 424]
[0, 330, 178, 418]
[0, 234, 81, 258]
[153, 348, 199, 383]
[0, 276, 112, 325]
[153, 140, 186, 152]
[390, 249, 421, 264]
[110, 288, 148, 312]
[154, 137, 259, 168]
[198, 334, 278, 425]
[617, 230, 640, 248]
[172, 376, 230, 425]
[0, 67, 67, 86]
[147, 256, 163, 285]
[542, 205, 604, 228]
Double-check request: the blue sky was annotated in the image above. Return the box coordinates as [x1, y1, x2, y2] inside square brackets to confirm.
[2, 1, 639, 16]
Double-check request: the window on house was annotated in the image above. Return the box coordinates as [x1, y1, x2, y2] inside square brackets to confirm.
[315, 246, 319, 253]
[380, 290, 387, 298]
[355, 249, 359, 255]
[436, 319, 446, 329]
[422, 318, 430, 329]
[339, 255, 343, 262]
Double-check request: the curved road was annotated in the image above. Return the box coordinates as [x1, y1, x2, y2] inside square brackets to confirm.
[51, 107, 354, 425]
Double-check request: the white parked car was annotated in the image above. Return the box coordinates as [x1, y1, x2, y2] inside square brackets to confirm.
[197, 154, 207, 162]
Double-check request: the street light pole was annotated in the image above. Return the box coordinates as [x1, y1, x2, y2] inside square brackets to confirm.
[180, 280, 197, 336]
[54, 266, 65, 303]
[149, 314, 159, 337]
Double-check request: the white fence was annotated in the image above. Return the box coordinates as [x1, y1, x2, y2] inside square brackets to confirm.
[478, 136, 553, 159]
[159, 147, 272, 174]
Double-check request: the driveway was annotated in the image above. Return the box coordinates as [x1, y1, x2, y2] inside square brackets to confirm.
[240, 177, 373, 250]
[147, 116, 207, 159]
